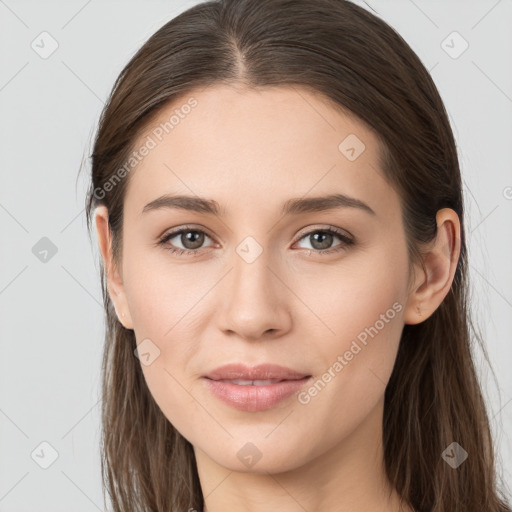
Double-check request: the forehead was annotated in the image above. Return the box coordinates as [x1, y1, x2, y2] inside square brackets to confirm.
[123, 84, 397, 221]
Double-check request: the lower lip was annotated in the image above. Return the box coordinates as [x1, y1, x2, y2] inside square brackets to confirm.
[203, 377, 311, 412]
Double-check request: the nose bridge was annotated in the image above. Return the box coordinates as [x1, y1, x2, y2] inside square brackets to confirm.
[217, 231, 289, 339]
[231, 234, 278, 307]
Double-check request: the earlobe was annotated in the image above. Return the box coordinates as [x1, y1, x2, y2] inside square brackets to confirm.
[94, 206, 134, 330]
[403, 208, 461, 325]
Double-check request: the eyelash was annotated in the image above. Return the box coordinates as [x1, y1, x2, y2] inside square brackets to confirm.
[157, 225, 354, 258]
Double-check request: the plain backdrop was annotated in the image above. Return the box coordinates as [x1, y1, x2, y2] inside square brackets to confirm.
[0, 0, 511, 510]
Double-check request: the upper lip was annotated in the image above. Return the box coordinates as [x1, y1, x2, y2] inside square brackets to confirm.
[204, 363, 310, 381]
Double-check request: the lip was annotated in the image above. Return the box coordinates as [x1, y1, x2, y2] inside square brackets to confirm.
[202, 363, 312, 412]
[204, 363, 310, 381]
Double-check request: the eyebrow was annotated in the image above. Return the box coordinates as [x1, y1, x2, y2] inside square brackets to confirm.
[141, 193, 376, 217]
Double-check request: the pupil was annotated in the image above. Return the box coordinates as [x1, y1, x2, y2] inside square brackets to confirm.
[183, 231, 203, 249]
[312, 232, 332, 249]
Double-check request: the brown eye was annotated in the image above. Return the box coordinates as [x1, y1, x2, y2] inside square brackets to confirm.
[158, 227, 214, 256]
[307, 231, 335, 250]
[177, 230, 205, 250]
[295, 227, 354, 255]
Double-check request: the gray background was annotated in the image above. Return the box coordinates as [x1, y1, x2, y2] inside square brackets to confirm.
[0, 0, 511, 510]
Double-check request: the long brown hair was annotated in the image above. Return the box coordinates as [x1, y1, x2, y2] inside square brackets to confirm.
[84, 1, 512, 510]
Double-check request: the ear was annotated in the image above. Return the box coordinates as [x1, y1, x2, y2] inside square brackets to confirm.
[403, 208, 461, 325]
[94, 205, 134, 330]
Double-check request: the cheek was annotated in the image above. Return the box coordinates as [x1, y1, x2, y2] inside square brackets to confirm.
[121, 251, 213, 425]
[298, 243, 407, 344]
[123, 247, 209, 340]
[298, 241, 408, 402]
[139, 358, 205, 447]
[290, 263, 406, 449]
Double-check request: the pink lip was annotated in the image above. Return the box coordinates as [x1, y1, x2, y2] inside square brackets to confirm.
[204, 363, 310, 381]
[202, 363, 311, 412]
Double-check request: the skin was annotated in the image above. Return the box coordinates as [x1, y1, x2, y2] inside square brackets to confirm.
[95, 84, 460, 512]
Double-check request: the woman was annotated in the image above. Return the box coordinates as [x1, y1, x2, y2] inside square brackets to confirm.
[85, 0, 512, 510]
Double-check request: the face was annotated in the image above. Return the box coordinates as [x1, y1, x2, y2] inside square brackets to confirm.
[100, 84, 416, 473]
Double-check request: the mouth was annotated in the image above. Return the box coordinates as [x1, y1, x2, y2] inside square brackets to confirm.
[213, 378, 295, 385]
[202, 364, 312, 412]
[203, 363, 310, 381]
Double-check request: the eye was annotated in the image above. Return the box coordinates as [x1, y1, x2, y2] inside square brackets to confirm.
[157, 225, 354, 257]
[294, 227, 354, 256]
[157, 226, 215, 257]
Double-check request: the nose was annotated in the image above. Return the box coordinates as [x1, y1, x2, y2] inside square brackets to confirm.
[216, 246, 292, 342]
